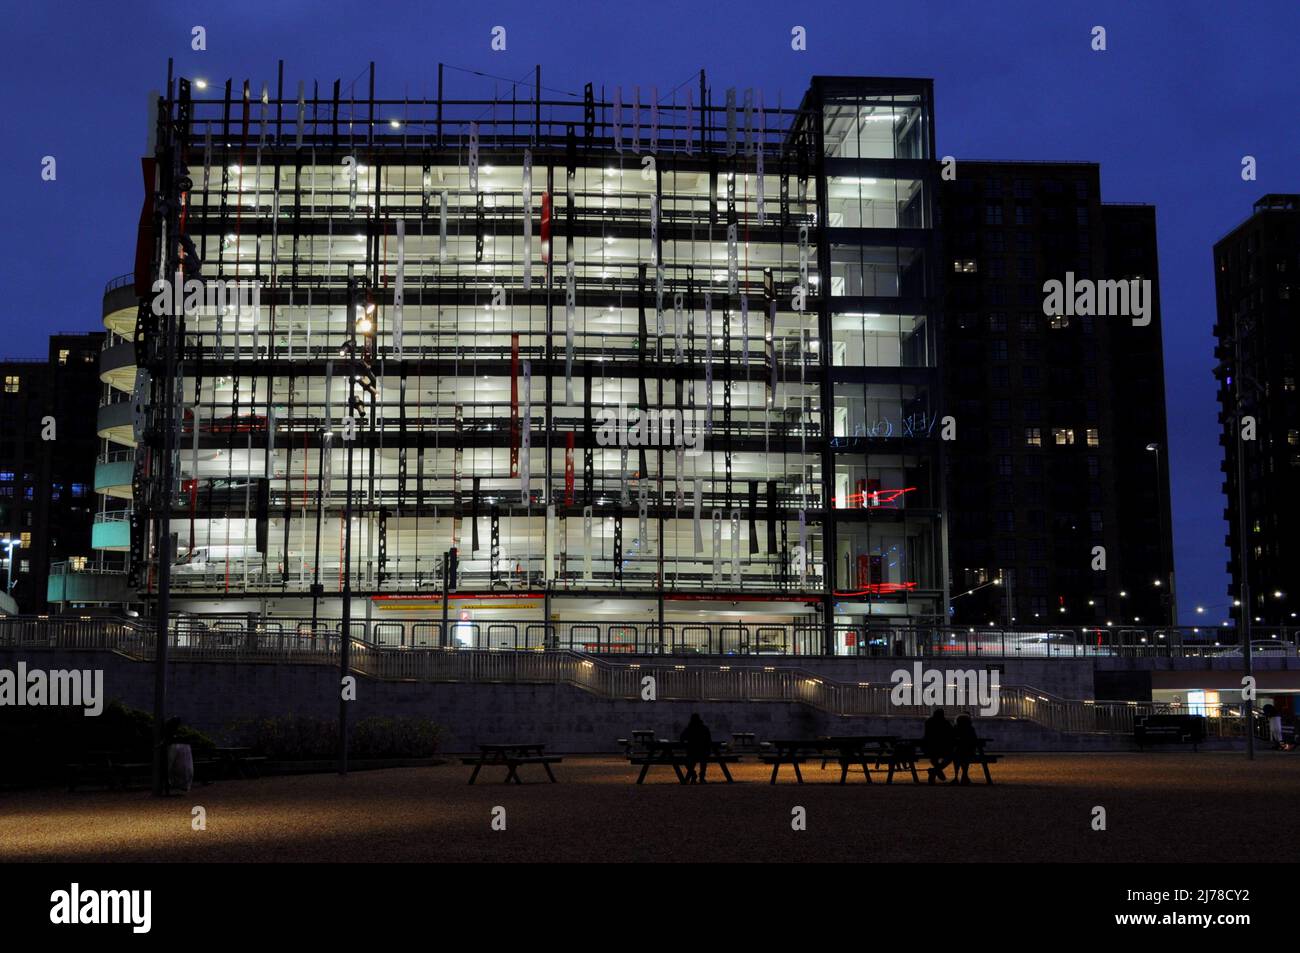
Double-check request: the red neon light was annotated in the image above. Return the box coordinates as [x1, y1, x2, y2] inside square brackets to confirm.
[370, 593, 544, 603]
[833, 582, 919, 597]
[836, 486, 917, 507]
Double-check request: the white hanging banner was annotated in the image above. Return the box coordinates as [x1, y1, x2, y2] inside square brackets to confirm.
[582, 506, 593, 580]
[565, 260, 576, 403]
[613, 87, 624, 154]
[468, 121, 480, 190]
[727, 222, 738, 295]
[394, 219, 405, 357]
[521, 360, 532, 503]
[743, 88, 754, 156]
[632, 86, 641, 155]
[704, 293, 714, 436]
[522, 149, 533, 291]
[650, 86, 659, 154]
[711, 510, 723, 582]
[685, 89, 694, 156]
[725, 88, 737, 156]
[673, 292, 685, 364]
[798, 508, 809, 585]
[321, 431, 334, 498]
[649, 193, 660, 267]
[730, 509, 741, 586]
[545, 504, 556, 581]
[741, 295, 750, 365]
[692, 478, 703, 553]
[439, 191, 448, 263]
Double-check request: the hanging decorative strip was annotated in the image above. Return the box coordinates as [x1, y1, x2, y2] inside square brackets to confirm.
[565, 259, 576, 403]
[521, 359, 532, 504]
[582, 505, 593, 580]
[685, 89, 694, 156]
[741, 295, 750, 365]
[743, 88, 754, 157]
[613, 87, 623, 154]
[725, 88, 737, 157]
[438, 190, 448, 263]
[711, 510, 723, 582]
[468, 121, 479, 190]
[673, 292, 685, 364]
[564, 433, 575, 504]
[631, 86, 641, 155]
[522, 149, 533, 290]
[393, 219, 405, 357]
[650, 86, 659, 155]
[692, 478, 703, 553]
[704, 292, 714, 436]
[730, 509, 742, 586]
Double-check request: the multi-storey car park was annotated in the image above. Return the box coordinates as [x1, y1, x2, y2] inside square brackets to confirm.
[99, 67, 946, 655]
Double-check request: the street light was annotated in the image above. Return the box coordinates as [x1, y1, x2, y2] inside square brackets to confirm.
[1145, 443, 1177, 625]
[1, 538, 18, 594]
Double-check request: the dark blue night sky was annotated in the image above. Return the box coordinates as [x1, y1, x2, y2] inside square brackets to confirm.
[4, 0, 1298, 621]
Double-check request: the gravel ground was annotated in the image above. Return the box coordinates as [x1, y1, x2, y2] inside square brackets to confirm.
[3, 753, 1299, 863]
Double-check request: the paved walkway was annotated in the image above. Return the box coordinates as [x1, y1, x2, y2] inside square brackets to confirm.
[4, 753, 1298, 862]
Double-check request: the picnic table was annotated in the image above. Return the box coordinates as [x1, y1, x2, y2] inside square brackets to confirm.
[463, 743, 563, 784]
[761, 736, 888, 784]
[889, 737, 1000, 784]
[629, 739, 739, 784]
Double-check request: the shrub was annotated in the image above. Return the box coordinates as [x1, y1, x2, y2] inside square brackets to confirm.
[0, 700, 214, 787]
[225, 715, 441, 761]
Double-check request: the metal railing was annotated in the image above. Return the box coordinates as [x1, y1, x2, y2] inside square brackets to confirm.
[0, 615, 1254, 738]
[3, 615, 1296, 662]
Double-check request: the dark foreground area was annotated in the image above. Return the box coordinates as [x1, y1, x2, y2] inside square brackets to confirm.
[3, 753, 1297, 863]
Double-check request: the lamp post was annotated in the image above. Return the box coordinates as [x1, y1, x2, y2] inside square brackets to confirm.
[3, 538, 19, 594]
[1145, 443, 1177, 627]
[338, 265, 376, 776]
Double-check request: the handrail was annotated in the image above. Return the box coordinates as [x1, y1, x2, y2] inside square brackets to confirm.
[0, 616, 1248, 737]
[104, 273, 135, 296]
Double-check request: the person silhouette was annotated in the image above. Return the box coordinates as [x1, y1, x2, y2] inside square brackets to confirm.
[922, 708, 955, 784]
[680, 713, 713, 784]
[950, 713, 978, 785]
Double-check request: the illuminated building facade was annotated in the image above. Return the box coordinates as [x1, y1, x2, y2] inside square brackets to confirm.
[118, 69, 947, 652]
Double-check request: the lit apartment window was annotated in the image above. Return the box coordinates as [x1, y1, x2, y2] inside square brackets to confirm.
[1049, 314, 1070, 329]
[19, 560, 28, 574]
[3, 376, 19, 394]
[1053, 428, 1075, 446]
[20, 532, 31, 548]
[953, 259, 978, 274]
[1086, 428, 1100, 447]
[1289, 430, 1300, 447]
[57, 349, 70, 365]
[69, 555, 88, 571]
[1025, 427, 1042, 447]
